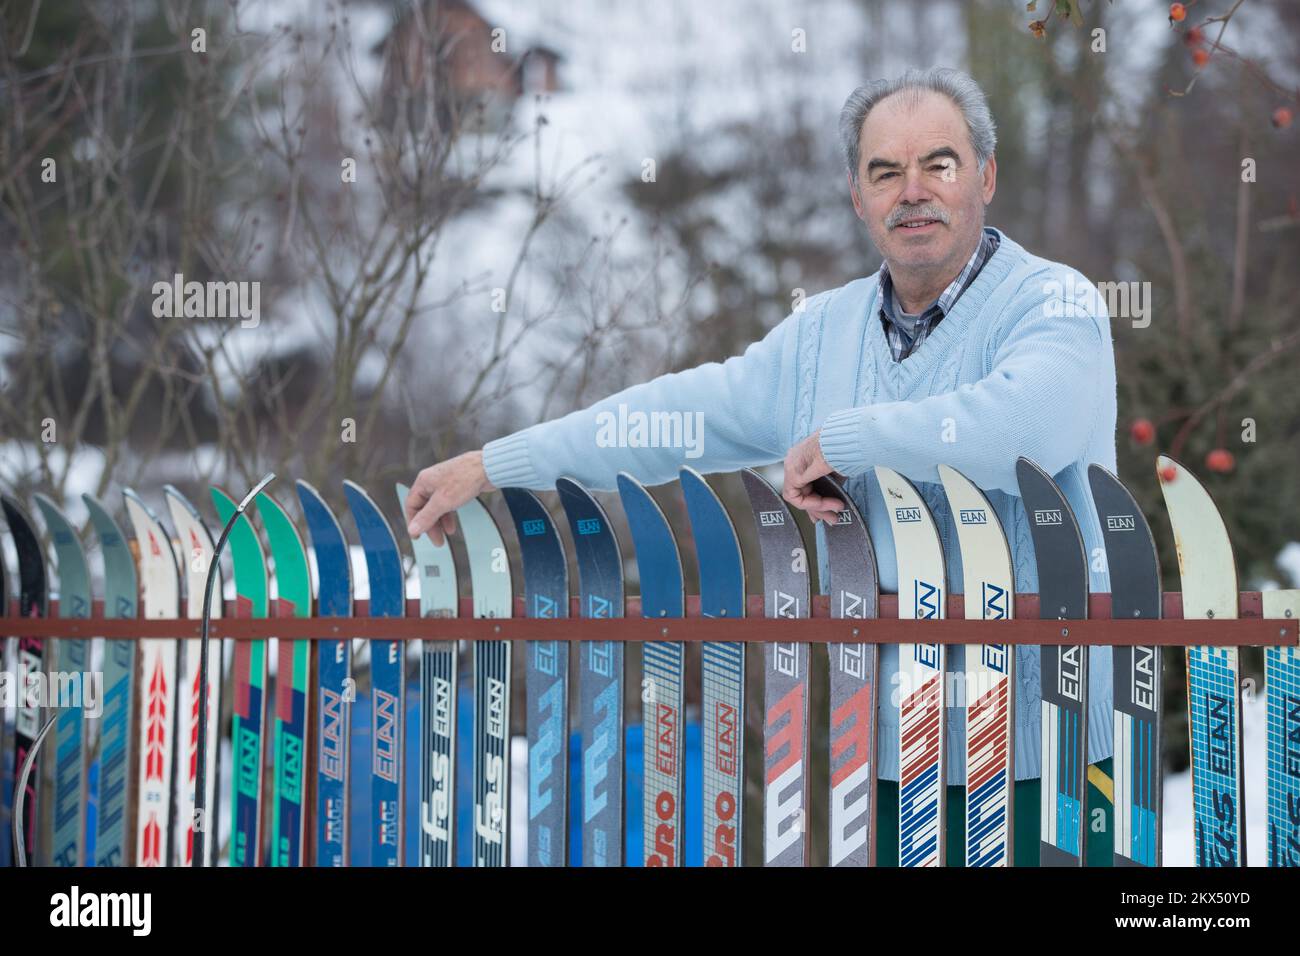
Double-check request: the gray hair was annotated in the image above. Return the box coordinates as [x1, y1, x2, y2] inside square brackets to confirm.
[839, 67, 997, 183]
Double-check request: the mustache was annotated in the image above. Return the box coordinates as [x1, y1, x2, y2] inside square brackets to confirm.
[886, 205, 950, 228]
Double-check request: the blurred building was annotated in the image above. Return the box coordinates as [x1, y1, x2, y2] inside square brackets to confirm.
[374, 0, 563, 133]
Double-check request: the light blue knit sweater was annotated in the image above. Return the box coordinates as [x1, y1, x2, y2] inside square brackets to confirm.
[484, 227, 1118, 784]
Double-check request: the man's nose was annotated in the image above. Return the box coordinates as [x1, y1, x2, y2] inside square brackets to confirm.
[898, 168, 933, 205]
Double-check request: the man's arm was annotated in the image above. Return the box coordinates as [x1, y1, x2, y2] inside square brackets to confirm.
[812, 293, 1111, 495]
[406, 305, 805, 541]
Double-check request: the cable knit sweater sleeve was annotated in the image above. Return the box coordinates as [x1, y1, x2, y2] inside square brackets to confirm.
[818, 283, 1109, 495]
[482, 304, 811, 491]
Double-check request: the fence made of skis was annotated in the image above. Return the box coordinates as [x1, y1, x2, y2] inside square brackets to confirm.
[0, 454, 1296, 868]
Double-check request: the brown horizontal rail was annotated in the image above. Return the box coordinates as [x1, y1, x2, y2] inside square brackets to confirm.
[0, 592, 1293, 646]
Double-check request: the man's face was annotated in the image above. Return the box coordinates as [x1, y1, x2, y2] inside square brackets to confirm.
[849, 90, 996, 275]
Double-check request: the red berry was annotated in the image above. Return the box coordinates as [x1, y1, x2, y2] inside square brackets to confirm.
[1130, 418, 1156, 445]
[1184, 26, 1204, 45]
[1273, 107, 1294, 129]
[1159, 464, 1178, 483]
[1205, 448, 1235, 473]
[1169, 3, 1187, 22]
[1192, 48, 1210, 67]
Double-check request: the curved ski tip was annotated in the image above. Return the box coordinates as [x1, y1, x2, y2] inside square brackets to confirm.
[1155, 454, 1185, 484]
[615, 471, 646, 498]
[209, 486, 236, 511]
[295, 477, 324, 500]
[872, 464, 908, 494]
[679, 465, 705, 485]
[739, 466, 775, 498]
[121, 487, 162, 522]
[162, 484, 204, 519]
[1013, 456, 1047, 480]
[31, 491, 61, 517]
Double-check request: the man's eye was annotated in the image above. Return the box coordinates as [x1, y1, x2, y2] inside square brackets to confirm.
[875, 171, 898, 181]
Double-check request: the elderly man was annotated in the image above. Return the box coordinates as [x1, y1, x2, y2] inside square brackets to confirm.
[406, 67, 1116, 866]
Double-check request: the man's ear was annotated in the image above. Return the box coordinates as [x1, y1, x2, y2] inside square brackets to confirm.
[847, 170, 864, 219]
[981, 153, 997, 205]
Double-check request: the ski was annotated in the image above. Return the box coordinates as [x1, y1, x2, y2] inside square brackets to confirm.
[258, 492, 312, 866]
[556, 478, 625, 867]
[501, 488, 568, 868]
[740, 468, 810, 868]
[33, 495, 92, 868]
[1088, 464, 1163, 867]
[83, 495, 137, 867]
[163, 487, 223, 867]
[296, 481, 353, 867]
[456, 497, 514, 867]
[1262, 588, 1300, 867]
[122, 490, 181, 868]
[617, 473, 685, 867]
[1016, 457, 1090, 867]
[397, 483, 459, 868]
[876, 466, 948, 868]
[3, 495, 49, 866]
[211, 487, 270, 867]
[1156, 455, 1244, 866]
[938, 464, 1015, 868]
[680, 467, 745, 868]
[343, 481, 406, 867]
[814, 474, 880, 868]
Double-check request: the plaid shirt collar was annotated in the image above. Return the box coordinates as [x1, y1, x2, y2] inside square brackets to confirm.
[878, 227, 1000, 362]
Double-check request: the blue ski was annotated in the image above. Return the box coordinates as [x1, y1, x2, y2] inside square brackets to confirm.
[502, 488, 569, 867]
[344, 481, 406, 866]
[297, 481, 355, 867]
[680, 468, 745, 867]
[556, 478, 625, 867]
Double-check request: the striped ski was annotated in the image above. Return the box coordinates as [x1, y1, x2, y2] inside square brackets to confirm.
[456, 497, 514, 867]
[1156, 455, 1245, 866]
[1088, 465, 1163, 867]
[815, 475, 880, 867]
[258, 492, 312, 866]
[3, 496, 50, 865]
[938, 465, 1015, 868]
[617, 474, 685, 867]
[163, 487, 223, 867]
[122, 490, 181, 868]
[556, 478, 626, 867]
[83, 495, 138, 866]
[297, 481, 353, 866]
[502, 488, 569, 867]
[876, 467, 948, 867]
[1016, 457, 1090, 867]
[741, 468, 810, 868]
[211, 487, 270, 867]
[398, 483, 460, 867]
[680, 468, 745, 868]
[34, 495, 92, 867]
[344, 481, 406, 866]
[1263, 588, 1300, 867]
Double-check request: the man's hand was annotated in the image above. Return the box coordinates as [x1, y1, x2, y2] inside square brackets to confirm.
[404, 450, 496, 546]
[782, 431, 844, 523]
